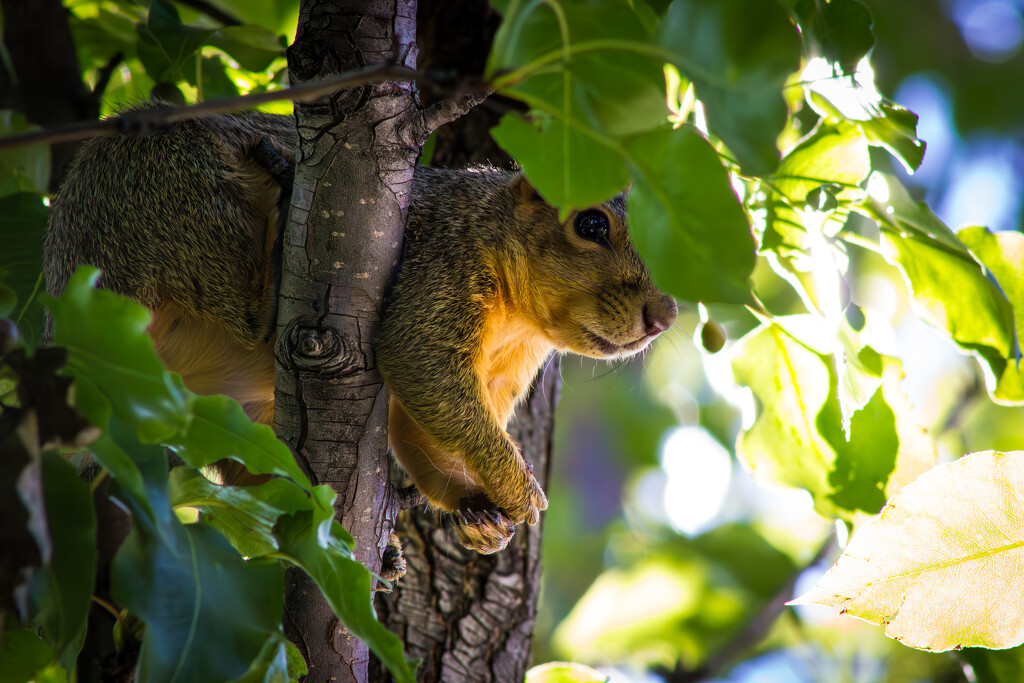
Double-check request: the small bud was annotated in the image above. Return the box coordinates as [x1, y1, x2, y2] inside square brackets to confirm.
[699, 320, 726, 354]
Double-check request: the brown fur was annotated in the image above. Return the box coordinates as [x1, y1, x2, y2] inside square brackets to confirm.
[44, 105, 677, 555]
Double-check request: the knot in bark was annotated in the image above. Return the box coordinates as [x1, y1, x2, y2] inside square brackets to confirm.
[278, 315, 363, 375]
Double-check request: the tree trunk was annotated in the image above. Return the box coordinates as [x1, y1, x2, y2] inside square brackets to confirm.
[276, 1, 418, 679]
[277, 1, 555, 681]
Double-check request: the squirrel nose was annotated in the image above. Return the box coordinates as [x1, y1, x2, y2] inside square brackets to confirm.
[643, 296, 678, 336]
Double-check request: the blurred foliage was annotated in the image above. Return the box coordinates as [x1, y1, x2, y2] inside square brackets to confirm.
[4, 0, 1024, 681]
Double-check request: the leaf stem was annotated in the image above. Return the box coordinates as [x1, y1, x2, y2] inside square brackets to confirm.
[491, 39, 685, 91]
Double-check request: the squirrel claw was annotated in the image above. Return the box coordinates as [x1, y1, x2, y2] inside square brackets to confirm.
[451, 495, 516, 554]
[376, 532, 407, 592]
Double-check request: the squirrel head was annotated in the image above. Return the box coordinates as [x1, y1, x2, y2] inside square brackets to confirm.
[506, 176, 678, 359]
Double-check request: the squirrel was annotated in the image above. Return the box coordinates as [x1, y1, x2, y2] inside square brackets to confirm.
[43, 104, 678, 555]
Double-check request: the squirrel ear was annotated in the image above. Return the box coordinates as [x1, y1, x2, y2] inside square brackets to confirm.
[510, 173, 544, 205]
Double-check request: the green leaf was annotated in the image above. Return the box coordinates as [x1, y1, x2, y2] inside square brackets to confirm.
[488, 0, 651, 78]
[0, 629, 54, 683]
[861, 175, 1017, 391]
[879, 228, 1015, 360]
[41, 273, 415, 678]
[731, 320, 836, 514]
[147, 0, 216, 76]
[731, 318, 925, 516]
[87, 431, 153, 517]
[763, 122, 870, 256]
[28, 453, 96, 669]
[45, 267, 191, 442]
[202, 0, 299, 35]
[185, 55, 241, 100]
[566, 52, 669, 138]
[958, 226, 1024, 403]
[172, 395, 314, 494]
[168, 472, 407, 680]
[624, 125, 755, 304]
[863, 173, 966, 252]
[274, 515, 417, 683]
[109, 434, 286, 683]
[794, 0, 875, 74]
[210, 25, 286, 72]
[658, 0, 802, 174]
[773, 123, 870, 205]
[839, 341, 883, 418]
[488, 1, 666, 209]
[858, 102, 926, 173]
[229, 634, 307, 683]
[168, 467, 329, 559]
[46, 269, 320, 495]
[491, 111, 629, 211]
[820, 383, 896, 513]
[115, 523, 286, 683]
[792, 450, 1024, 652]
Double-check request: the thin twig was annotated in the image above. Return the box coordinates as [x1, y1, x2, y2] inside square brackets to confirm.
[0, 64, 487, 153]
[416, 87, 493, 143]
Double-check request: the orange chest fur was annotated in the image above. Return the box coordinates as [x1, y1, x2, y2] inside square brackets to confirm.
[475, 302, 553, 426]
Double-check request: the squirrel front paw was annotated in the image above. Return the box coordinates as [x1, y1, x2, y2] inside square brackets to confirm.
[452, 494, 516, 554]
[490, 464, 548, 527]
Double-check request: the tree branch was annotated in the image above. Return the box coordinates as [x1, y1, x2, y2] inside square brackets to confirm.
[411, 88, 493, 146]
[0, 65, 489, 153]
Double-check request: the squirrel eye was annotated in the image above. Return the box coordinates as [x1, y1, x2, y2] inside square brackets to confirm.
[573, 210, 610, 243]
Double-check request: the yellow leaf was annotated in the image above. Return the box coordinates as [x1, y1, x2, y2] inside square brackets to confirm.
[791, 450, 1024, 652]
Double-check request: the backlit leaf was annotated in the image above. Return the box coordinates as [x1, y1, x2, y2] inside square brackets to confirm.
[731, 320, 837, 515]
[794, 0, 875, 74]
[210, 25, 285, 72]
[793, 450, 1024, 652]
[958, 226, 1024, 404]
[658, 0, 801, 174]
[863, 175, 1017, 395]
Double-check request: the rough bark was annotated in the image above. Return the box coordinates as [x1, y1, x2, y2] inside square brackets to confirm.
[276, 1, 419, 680]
